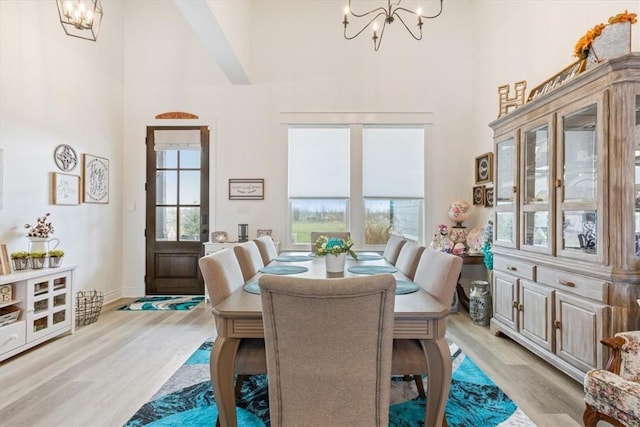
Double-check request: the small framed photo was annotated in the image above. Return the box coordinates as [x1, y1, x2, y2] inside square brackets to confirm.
[257, 229, 272, 238]
[229, 179, 264, 200]
[83, 154, 109, 204]
[52, 172, 81, 205]
[475, 152, 493, 184]
[472, 185, 485, 206]
[484, 187, 494, 208]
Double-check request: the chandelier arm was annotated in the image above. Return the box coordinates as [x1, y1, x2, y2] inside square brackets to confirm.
[347, 0, 389, 18]
[344, 11, 388, 40]
[394, 0, 444, 19]
[373, 19, 389, 52]
[393, 13, 422, 40]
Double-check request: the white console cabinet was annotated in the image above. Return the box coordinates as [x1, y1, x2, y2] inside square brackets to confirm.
[0, 266, 76, 362]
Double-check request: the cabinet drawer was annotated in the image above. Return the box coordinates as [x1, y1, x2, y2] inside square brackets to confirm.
[537, 267, 607, 302]
[0, 320, 26, 354]
[493, 257, 536, 281]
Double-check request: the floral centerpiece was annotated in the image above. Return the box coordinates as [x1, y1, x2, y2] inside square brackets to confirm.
[315, 235, 357, 260]
[573, 10, 637, 59]
[24, 213, 54, 238]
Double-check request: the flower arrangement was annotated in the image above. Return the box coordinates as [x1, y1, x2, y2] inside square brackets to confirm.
[437, 224, 449, 236]
[24, 213, 54, 238]
[315, 235, 357, 260]
[573, 10, 637, 59]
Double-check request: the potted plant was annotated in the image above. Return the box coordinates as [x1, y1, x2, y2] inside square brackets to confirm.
[29, 251, 47, 269]
[10, 251, 29, 271]
[314, 235, 357, 272]
[48, 249, 65, 268]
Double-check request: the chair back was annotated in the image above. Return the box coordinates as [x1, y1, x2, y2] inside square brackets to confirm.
[233, 241, 265, 282]
[310, 231, 351, 254]
[254, 236, 279, 265]
[413, 248, 463, 306]
[394, 241, 425, 281]
[259, 274, 396, 426]
[382, 235, 406, 265]
[198, 248, 245, 307]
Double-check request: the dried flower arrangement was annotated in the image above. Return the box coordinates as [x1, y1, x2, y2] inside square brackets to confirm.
[573, 10, 637, 59]
[24, 213, 54, 238]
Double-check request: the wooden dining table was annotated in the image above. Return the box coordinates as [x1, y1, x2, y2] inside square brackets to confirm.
[210, 253, 451, 427]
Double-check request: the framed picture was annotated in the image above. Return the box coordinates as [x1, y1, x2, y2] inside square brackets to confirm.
[52, 172, 80, 205]
[472, 185, 485, 206]
[475, 152, 493, 184]
[257, 229, 272, 238]
[83, 154, 109, 204]
[484, 187, 494, 208]
[229, 179, 264, 200]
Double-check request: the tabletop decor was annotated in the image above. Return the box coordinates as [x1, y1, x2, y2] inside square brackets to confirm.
[24, 213, 60, 255]
[314, 235, 357, 272]
[574, 10, 636, 67]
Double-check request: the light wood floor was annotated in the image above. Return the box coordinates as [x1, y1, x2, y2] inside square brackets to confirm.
[0, 299, 585, 427]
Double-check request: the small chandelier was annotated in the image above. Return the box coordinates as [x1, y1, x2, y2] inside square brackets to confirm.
[56, 0, 104, 41]
[343, 0, 443, 51]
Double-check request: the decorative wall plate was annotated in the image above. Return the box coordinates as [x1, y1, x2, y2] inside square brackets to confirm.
[54, 144, 78, 171]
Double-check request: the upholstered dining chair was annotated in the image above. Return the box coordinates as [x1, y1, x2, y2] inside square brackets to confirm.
[310, 231, 351, 254]
[259, 274, 396, 427]
[254, 236, 279, 265]
[392, 248, 463, 399]
[197, 249, 267, 426]
[382, 235, 407, 265]
[233, 240, 265, 282]
[394, 241, 425, 281]
[583, 330, 640, 426]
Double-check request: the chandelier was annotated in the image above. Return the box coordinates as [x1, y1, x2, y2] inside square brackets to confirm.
[342, 0, 444, 51]
[56, 0, 104, 41]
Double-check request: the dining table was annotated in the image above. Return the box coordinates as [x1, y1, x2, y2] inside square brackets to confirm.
[210, 252, 452, 427]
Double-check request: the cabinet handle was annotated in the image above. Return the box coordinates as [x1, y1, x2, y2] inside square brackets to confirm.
[518, 303, 524, 311]
[558, 279, 575, 287]
[512, 186, 517, 194]
[507, 266, 517, 271]
[555, 179, 562, 188]
[512, 301, 518, 308]
[554, 320, 561, 329]
[9, 333, 18, 341]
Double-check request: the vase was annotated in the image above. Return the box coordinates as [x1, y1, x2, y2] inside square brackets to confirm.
[325, 252, 346, 273]
[469, 281, 492, 326]
[27, 237, 60, 255]
[586, 22, 631, 70]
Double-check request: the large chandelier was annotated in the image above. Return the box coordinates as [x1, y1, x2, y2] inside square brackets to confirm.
[56, 0, 104, 41]
[342, 0, 444, 51]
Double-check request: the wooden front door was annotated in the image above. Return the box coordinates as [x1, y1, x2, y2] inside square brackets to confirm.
[145, 126, 210, 295]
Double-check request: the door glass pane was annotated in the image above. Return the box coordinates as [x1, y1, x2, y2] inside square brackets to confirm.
[156, 171, 177, 205]
[635, 95, 640, 256]
[290, 199, 347, 244]
[179, 207, 200, 241]
[563, 210, 597, 253]
[156, 207, 177, 241]
[179, 171, 200, 205]
[179, 150, 200, 169]
[524, 211, 549, 247]
[53, 310, 66, 325]
[496, 212, 514, 242]
[563, 104, 597, 201]
[524, 125, 549, 204]
[156, 150, 177, 168]
[496, 138, 516, 205]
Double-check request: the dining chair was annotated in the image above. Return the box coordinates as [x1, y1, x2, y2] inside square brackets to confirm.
[382, 235, 407, 265]
[392, 248, 463, 399]
[254, 235, 279, 265]
[197, 249, 267, 426]
[394, 241, 425, 281]
[233, 240, 265, 282]
[310, 231, 351, 254]
[259, 274, 396, 427]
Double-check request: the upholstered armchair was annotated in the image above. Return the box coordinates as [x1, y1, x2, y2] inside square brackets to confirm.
[583, 331, 640, 426]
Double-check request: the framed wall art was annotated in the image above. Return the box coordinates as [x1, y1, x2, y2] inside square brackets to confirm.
[52, 172, 80, 205]
[257, 229, 272, 238]
[472, 185, 485, 206]
[83, 154, 109, 204]
[475, 152, 493, 184]
[229, 179, 264, 200]
[484, 187, 494, 208]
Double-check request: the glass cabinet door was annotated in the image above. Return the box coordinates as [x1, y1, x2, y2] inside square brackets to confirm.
[522, 122, 552, 253]
[494, 135, 518, 247]
[635, 94, 640, 258]
[558, 102, 600, 260]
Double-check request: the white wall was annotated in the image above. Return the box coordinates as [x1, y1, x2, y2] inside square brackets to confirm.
[2, 0, 639, 298]
[0, 0, 125, 301]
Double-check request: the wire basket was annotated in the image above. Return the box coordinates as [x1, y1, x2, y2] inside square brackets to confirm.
[75, 290, 104, 327]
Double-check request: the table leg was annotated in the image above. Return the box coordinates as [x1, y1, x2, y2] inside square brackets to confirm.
[421, 337, 452, 427]
[210, 336, 241, 427]
[456, 281, 470, 312]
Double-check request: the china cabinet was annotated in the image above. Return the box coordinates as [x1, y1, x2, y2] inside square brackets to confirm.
[0, 266, 76, 362]
[489, 53, 640, 382]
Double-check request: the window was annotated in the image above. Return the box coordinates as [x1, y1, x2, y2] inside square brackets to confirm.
[288, 124, 425, 249]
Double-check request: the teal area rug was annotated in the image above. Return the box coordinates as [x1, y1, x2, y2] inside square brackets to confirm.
[118, 296, 204, 311]
[123, 337, 534, 426]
